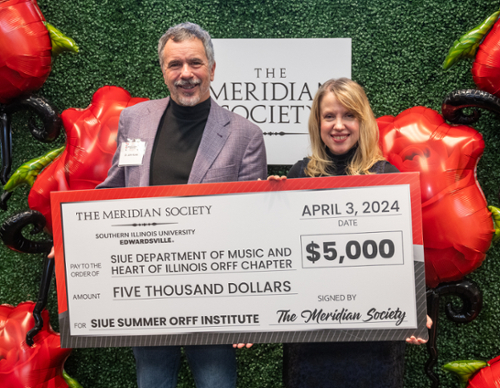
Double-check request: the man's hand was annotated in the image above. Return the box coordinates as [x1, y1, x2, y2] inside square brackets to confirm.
[48, 246, 55, 259]
[233, 343, 253, 349]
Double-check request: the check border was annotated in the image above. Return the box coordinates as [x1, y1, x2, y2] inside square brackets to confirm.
[51, 172, 427, 348]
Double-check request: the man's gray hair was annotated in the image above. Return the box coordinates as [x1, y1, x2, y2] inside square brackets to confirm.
[158, 22, 215, 70]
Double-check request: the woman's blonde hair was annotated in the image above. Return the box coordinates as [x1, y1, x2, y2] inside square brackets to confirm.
[305, 78, 385, 177]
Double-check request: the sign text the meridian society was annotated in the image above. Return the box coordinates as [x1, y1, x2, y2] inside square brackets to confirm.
[75, 205, 212, 221]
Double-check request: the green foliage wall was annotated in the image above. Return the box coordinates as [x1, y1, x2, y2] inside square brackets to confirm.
[2, 0, 500, 387]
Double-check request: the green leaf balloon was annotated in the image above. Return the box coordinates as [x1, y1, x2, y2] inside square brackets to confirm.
[3, 146, 65, 192]
[62, 369, 84, 388]
[443, 10, 500, 70]
[489, 205, 500, 243]
[442, 360, 489, 388]
[44, 22, 79, 56]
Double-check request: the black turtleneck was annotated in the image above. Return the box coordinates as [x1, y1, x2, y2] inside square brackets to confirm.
[150, 98, 211, 185]
[287, 145, 398, 178]
[324, 146, 358, 176]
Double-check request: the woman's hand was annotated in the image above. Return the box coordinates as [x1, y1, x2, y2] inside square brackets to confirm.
[406, 315, 432, 345]
[267, 175, 287, 181]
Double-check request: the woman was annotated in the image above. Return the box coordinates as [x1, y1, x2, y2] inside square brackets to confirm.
[275, 78, 430, 388]
[288, 77, 396, 179]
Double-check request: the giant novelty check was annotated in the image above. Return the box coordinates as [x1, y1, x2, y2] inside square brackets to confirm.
[51, 172, 427, 348]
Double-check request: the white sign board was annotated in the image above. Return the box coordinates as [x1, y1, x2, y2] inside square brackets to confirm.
[211, 39, 352, 165]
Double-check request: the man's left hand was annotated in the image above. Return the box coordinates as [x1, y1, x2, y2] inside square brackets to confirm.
[233, 343, 253, 349]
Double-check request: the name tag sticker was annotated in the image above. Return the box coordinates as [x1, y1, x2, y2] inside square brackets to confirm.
[118, 139, 146, 166]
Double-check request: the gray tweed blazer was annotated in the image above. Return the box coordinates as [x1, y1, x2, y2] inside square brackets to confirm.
[98, 97, 267, 189]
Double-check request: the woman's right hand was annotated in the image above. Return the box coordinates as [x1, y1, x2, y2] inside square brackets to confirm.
[267, 175, 287, 181]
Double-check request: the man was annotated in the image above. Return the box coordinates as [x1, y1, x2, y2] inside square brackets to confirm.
[97, 22, 267, 388]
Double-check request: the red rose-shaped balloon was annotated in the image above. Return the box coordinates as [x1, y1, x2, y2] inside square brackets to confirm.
[377, 106, 494, 288]
[468, 355, 500, 387]
[0, 302, 71, 387]
[28, 86, 148, 232]
[472, 19, 500, 97]
[0, 0, 52, 104]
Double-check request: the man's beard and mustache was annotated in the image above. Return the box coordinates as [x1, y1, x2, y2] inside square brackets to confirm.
[173, 78, 209, 106]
